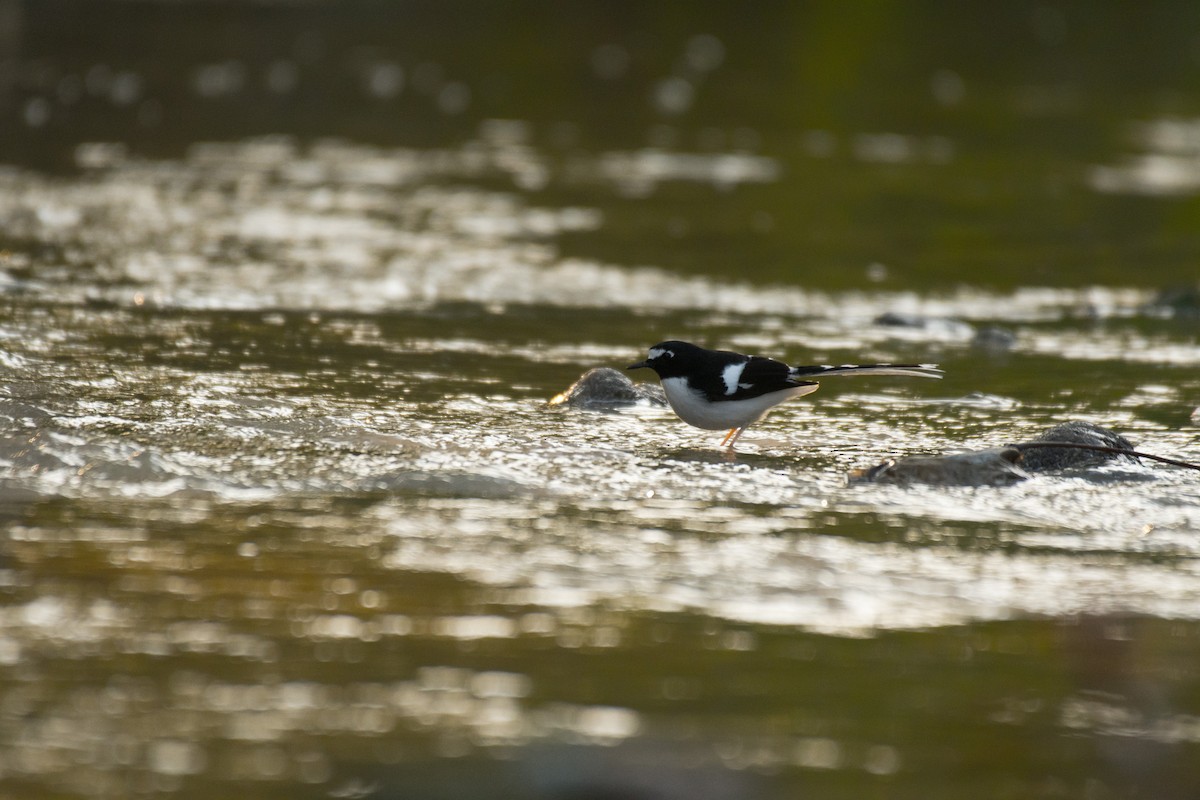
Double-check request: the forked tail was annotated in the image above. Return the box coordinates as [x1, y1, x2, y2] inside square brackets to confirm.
[790, 364, 944, 379]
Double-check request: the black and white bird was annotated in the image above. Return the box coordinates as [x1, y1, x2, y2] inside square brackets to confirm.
[627, 340, 943, 448]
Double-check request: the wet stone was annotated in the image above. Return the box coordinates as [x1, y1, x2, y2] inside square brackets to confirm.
[970, 325, 1017, 353]
[1147, 282, 1200, 318]
[872, 311, 975, 340]
[1011, 420, 1137, 473]
[548, 367, 666, 410]
[851, 421, 1138, 486]
[850, 447, 1029, 487]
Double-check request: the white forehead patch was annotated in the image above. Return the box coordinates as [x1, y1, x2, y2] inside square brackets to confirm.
[648, 347, 670, 360]
[721, 361, 745, 395]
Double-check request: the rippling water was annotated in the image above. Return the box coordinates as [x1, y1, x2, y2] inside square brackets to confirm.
[4, 3, 1200, 798]
[2, 134, 1199, 799]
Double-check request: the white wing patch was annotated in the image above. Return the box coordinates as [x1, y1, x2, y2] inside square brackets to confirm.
[721, 361, 746, 396]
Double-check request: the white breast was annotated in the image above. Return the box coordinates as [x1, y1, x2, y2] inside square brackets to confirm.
[660, 377, 819, 431]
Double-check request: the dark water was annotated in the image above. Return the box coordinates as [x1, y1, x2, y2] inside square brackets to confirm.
[2, 2, 1200, 798]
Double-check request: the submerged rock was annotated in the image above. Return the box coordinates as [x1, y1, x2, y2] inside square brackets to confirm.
[1147, 282, 1200, 318]
[873, 311, 975, 341]
[1013, 420, 1137, 472]
[851, 421, 1138, 486]
[548, 367, 666, 410]
[850, 447, 1028, 487]
[970, 325, 1017, 353]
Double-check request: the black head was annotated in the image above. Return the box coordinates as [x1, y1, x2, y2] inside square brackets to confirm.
[626, 340, 706, 378]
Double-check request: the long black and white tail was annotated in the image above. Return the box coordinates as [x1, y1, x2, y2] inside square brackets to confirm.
[790, 363, 944, 380]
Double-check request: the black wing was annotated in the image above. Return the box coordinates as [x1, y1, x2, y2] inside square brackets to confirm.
[692, 355, 815, 401]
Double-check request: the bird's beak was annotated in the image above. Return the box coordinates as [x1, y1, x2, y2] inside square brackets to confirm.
[627, 360, 649, 371]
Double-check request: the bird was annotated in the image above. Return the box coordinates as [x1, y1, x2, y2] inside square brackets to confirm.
[627, 340, 943, 448]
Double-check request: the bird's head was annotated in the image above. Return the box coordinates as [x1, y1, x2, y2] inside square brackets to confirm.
[627, 340, 700, 378]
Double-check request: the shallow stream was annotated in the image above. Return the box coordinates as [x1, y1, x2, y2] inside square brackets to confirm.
[2, 4, 1200, 798]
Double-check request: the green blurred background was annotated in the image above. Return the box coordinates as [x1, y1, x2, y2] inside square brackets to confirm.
[6, 0, 1200, 290]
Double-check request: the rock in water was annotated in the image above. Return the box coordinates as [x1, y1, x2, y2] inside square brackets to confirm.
[851, 421, 1138, 486]
[850, 447, 1029, 486]
[1012, 420, 1136, 472]
[548, 367, 667, 410]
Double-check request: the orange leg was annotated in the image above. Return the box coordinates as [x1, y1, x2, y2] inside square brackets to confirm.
[720, 427, 746, 448]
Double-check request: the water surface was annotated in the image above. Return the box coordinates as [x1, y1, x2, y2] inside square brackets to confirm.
[2, 3, 1200, 798]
